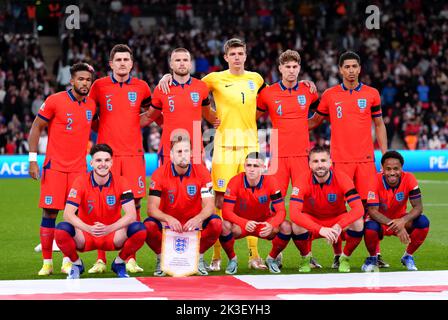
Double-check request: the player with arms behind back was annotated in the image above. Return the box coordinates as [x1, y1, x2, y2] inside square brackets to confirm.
[28, 63, 96, 276]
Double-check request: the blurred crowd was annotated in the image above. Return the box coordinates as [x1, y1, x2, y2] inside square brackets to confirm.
[1, 0, 447, 155]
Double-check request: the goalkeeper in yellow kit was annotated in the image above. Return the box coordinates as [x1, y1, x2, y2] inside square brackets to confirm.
[159, 38, 268, 270]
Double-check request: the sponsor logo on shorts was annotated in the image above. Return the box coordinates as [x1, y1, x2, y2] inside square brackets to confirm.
[217, 179, 225, 189]
[44, 196, 53, 205]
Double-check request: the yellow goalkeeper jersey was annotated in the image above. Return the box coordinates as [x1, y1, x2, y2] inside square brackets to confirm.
[202, 70, 265, 147]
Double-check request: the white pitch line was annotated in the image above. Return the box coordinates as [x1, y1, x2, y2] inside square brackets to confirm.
[419, 180, 448, 184]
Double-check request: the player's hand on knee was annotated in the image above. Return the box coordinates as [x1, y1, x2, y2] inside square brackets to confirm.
[387, 218, 406, 232]
[157, 73, 172, 94]
[259, 222, 273, 238]
[183, 217, 202, 232]
[166, 216, 183, 233]
[319, 227, 339, 244]
[245, 220, 258, 233]
[29, 162, 40, 180]
[397, 229, 411, 245]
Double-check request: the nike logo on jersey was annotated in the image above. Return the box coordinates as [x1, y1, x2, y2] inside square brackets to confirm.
[168, 95, 175, 99]
[335, 102, 343, 105]
[225, 84, 234, 87]
[66, 113, 73, 116]
[275, 100, 281, 104]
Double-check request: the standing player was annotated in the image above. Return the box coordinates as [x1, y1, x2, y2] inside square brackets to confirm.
[28, 63, 96, 276]
[144, 134, 222, 276]
[289, 146, 365, 273]
[54, 144, 147, 279]
[88, 44, 151, 273]
[140, 47, 218, 164]
[308, 51, 388, 268]
[362, 151, 430, 271]
[220, 152, 291, 274]
[256, 49, 321, 268]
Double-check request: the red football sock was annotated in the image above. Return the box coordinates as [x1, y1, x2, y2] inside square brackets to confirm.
[343, 229, 363, 256]
[219, 233, 236, 260]
[97, 250, 106, 263]
[54, 229, 79, 262]
[333, 237, 342, 255]
[40, 217, 56, 260]
[292, 232, 311, 256]
[200, 218, 222, 254]
[269, 232, 291, 258]
[119, 229, 146, 261]
[406, 228, 429, 255]
[144, 220, 162, 254]
[364, 228, 380, 256]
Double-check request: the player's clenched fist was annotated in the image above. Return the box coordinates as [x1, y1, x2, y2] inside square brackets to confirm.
[29, 161, 40, 180]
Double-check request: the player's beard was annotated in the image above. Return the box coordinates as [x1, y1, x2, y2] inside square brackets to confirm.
[73, 85, 89, 97]
[173, 69, 190, 77]
[313, 167, 329, 178]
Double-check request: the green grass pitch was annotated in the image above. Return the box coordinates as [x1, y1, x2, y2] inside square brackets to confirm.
[0, 172, 447, 280]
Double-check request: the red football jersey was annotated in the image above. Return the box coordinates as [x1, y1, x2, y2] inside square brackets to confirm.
[366, 172, 421, 219]
[289, 170, 363, 233]
[66, 172, 134, 225]
[151, 77, 209, 157]
[149, 163, 213, 224]
[316, 83, 382, 162]
[257, 81, 318, 157]
[37, 90, 96, 172]
[89, 75, 151, 156]
[223, 173, 286, 228]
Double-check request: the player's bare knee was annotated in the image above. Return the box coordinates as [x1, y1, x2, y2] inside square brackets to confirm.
[291, 222, 308, 235]
[215, 192, 224, 209]
[349, 217, 364, 232]
[231, 224, 242, 238]
[279, 220, 292, 234]
[221, 220, 232, 235]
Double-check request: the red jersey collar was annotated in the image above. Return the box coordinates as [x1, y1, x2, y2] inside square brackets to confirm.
[279, 81, 299, 91]
[171, 163, 192, 177]
[66, 89, 87, 103]
[90, 171, 112, 188]
[110, 73, 132, 85]
[341, 82, 363, 92]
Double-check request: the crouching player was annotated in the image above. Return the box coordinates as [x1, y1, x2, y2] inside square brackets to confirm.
[363, 150, 429, 271]
[54, 144, 147, 279]
[144, 134, 222, 276]
[220, 152, 291, 274]
[289, 146, 364, 273]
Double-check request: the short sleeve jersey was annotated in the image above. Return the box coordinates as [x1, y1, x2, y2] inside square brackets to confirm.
[66, 172, 134, 225]
[366, 172, 421, 219]
[151, 77, 209, 157]
[257, 81, 318, 157]
[89, 75, 152, 156]
[223, 173, 284, 222]
[316, 83, 382, 162]
[149, 163, 213, 224]
[202, 70, 264, 147]
[37, 90, 96, 172]
[290, 170, 361, 219]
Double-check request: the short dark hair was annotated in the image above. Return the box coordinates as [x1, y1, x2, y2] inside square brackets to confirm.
[70, 62, 94, 77]
[381, 150, 404, 166]
[338, 51, 361, 67]
[109, 44, 134, 61]
[309, 145, 331, 158]
[245, 152, 265, 162]
[90, 143, 113, 157]
[223, 38, 246, 55]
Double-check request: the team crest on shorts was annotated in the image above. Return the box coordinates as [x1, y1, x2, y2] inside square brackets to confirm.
[106, 195, 116, 206]
[174, 236, 189, 254]
[190, 92, 200, 104]
[396, 192, 405, 201]
[297, 95, 306, 105]
[258, 195, 268, 204]
[248, 80, 255, 91]
[44, 196, 53, 205]
[217, 179, 225, 189]
[86, 110, 92, 121]
[327, 193, 337, 203]
[357, 99, 367, 109]
[186, 184, 197, 196]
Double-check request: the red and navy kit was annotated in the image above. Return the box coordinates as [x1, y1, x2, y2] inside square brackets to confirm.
[366, 172, 422, 219]
[149, 163, 213, 225]
[223, 173, 286, 229]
